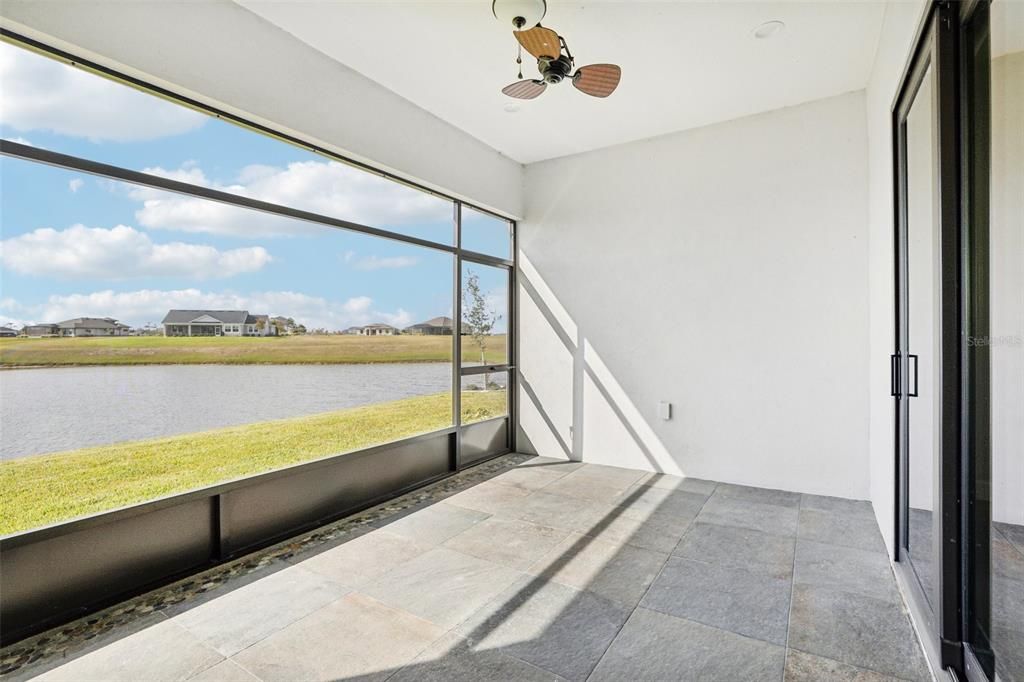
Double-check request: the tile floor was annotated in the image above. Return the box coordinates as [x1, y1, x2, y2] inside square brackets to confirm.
[3, 456, 931, 682]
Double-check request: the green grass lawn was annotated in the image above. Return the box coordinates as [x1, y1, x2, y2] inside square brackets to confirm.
[0, 334, 508, 367]
[0, 390, 507, 535]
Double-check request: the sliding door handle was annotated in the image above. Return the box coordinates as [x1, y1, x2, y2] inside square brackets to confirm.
[891, 354, 900, 397]
[908, 354, 919, 397]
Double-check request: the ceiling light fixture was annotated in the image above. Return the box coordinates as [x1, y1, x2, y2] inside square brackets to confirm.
[752, 20, 786, 39]
[492, 0, 547, 31]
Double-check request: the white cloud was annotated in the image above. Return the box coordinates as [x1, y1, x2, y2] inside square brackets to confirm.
[128, 161, 451, 238]
[0, 225, 271, 280]
[6, 136, 37, 147]
[0, 42, 206, 141]
[344, 250, 419, 270]
[68, 178, 84, 193]
[6, 288, 413, 330]
[0, 299, 32, 330]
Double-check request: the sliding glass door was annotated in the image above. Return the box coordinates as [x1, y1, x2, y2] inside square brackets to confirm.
[893, 2, 1023, 679]
[893, 1, 962, 664]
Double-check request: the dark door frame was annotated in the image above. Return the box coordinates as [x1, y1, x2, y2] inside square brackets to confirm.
[957, 0, 993, 678]
[892, 1, 1000, 679]
[891, 0, 964, 674]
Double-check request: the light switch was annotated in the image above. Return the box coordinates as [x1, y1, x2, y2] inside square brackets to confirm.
[658, 401, 672, 421]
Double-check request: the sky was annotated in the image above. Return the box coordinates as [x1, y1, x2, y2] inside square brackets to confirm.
[0, 41, 509, 332]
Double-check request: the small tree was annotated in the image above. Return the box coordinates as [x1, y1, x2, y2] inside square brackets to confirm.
[462, 270, 502, 389]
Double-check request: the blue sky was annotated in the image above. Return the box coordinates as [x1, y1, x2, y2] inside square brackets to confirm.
[0, 41, 509, 331]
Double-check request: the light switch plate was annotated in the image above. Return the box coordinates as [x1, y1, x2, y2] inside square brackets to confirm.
[658, 401, 672, 420]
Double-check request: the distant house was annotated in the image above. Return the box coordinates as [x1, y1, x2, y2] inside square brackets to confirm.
[161, 310, 278, 337]
[56, 317, 131, 337]
[341, 326, 364, 335]
[0, 326, 19, 338]
[23, 324, 58, 338]
[404, 316, 469, 336]
[269, 316, 305, 335]
[22, 318, 130, 338]
[357, 323, 398, 337]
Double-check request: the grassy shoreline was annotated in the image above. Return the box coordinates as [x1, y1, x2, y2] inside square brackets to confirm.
[0, 390, 506, 535]
[0, 334, 507, 368]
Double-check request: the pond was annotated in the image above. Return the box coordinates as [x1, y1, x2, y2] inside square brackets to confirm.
[0, 363, 460, 460]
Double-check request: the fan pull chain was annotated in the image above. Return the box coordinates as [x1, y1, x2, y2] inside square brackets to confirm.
[516, 43, 523, 80]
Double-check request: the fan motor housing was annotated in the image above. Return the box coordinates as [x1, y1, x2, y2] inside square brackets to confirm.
[539, 55, 572, 84]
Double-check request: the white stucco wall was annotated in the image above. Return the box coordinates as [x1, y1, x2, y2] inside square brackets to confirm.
[517, 91, 871, 499]
[991, 50, 1024, 526]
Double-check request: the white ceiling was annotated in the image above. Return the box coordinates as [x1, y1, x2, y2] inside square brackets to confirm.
[238, 1, 888, 164]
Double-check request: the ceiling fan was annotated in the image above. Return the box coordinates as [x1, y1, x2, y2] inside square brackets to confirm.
[492, 0, 621, 100]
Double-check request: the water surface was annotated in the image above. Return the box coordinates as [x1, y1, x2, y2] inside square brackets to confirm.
[1, 363, 452, 460]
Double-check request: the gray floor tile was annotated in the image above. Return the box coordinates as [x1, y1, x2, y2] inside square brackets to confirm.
[457, 576, 631, 682]
[673, 521, 796, 574]
[233, 593, 445, 682]
[784, 649, 908, 682]
[291, 528, 431, 589]
[993, 625, 1024, 682]
[696, 494, 799, 537]
[360, 546, 522, 628]
[801, 494, 875, 518]
[793, 539, 899, 603]
[641, 556, 791, 645]
[798, 507, 886, 554]
[173, 565, 350, 656]
[788, 584, 930, 682]
[489, 464, 574, 491]
[615, 484, 708, 520]
[511, 490, 608, 532]
[516, 456, 586, 473]
[389, 631, 564, 682]
[162, 562, 299, 619]
[442, 517, 570, 571]
[530, 531, 668, 607]
[7, 467, 935, 682]
[189, 659, 261, 682]
[992, 575, 1024, 632]
[444, 480, 534, 517]
[635, 472, 718, 496]
[568, 463, 648, 487]
[541, 472, 636, 505]
[32, 620, 223, 682]
[589, 607, 785, 682]
[576, 504, 697, 554]
[2, 612, 170, 682]
[995, 522, 1024, 553]
[994, 534, 1024, 581]
[714, 483, 801, 508]
[373, 502, 490, 546]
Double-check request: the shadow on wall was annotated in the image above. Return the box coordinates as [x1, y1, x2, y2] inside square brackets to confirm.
[517, 253, 685, 476]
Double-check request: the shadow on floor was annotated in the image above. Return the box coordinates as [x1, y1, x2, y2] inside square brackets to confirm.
[4, 454, 937, 682]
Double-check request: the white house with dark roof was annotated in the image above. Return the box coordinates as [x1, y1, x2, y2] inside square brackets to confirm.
[161, 310, 277, 337]
[356, 323, 397, 336]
